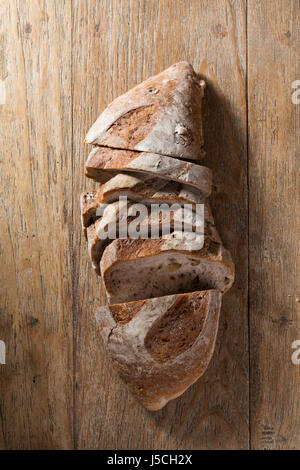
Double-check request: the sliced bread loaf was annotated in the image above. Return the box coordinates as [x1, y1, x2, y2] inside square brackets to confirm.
[87, 201, 217, 275]
[95, 289, 222, 410]
[85, 146, 212, 195]
[85, 62, 206, 161]
[100, 234, 234, 304]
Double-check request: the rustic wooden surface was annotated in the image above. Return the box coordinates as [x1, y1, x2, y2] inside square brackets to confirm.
[248, 0, 300, 450]
[0, 0, 73, 449]
[0, 0, 298, 450]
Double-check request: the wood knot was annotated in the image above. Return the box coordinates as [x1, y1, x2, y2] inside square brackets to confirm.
[28, 317, 39, 327]
[213, 24, 227, 38]
[279, 30, 293, 46]
[25, 23, 32, 34]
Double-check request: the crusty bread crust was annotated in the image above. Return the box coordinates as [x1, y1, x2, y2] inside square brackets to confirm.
[80, 190, 98, 239]
[85, 146, 212, 195]
[86, 62, 206, 161]
[95, 290, 222, 410]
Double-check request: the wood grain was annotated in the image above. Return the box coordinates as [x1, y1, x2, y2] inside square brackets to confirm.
[0, 0, 298, 450]
[0, 0, 73, 449]
[248, 0, 300, 450]
[72, 0, 249, 449]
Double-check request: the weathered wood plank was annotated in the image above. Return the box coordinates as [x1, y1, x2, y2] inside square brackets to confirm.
[73, 0, 249, 449]
[0, 0, 73, 449]
[248, 0, 300, 450]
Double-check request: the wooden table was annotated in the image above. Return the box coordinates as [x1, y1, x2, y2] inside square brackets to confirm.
[0, 0, 299, 450]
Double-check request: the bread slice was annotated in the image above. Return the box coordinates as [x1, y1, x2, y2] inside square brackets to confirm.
[85, 62, 206, 161]
[96, 173, 214, 223]
[85, 146, 212, 195]
[80, 177, 214, 235]
[97, 173, 202, 203]
[95, 289, 222, 410]
[87, 201, 217, 275]
[100, 234, 234, 304]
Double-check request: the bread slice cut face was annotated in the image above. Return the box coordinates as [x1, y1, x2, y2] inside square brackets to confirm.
[100, 235, 234, 304]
